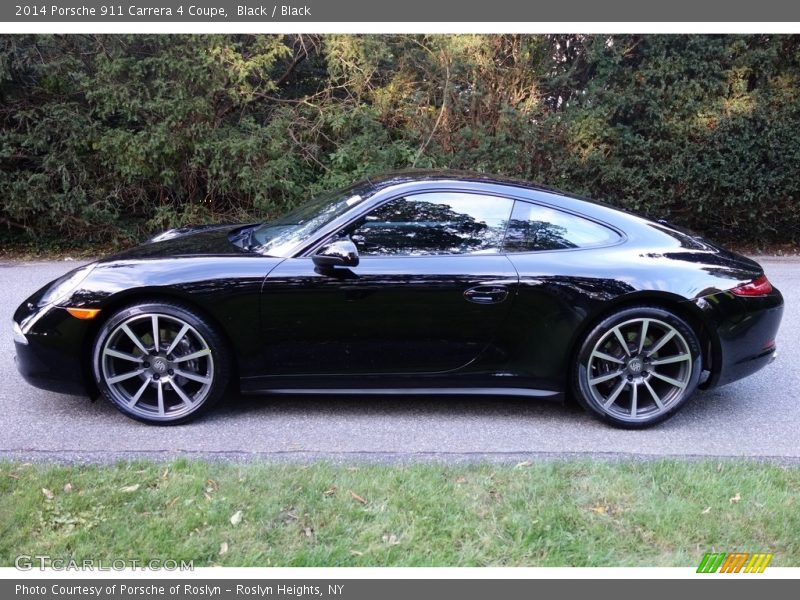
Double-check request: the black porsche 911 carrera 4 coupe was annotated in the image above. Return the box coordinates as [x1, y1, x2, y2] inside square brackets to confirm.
[13, 171, 783, 427]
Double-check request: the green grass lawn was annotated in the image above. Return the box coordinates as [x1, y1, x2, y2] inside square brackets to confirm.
[1, 459, 798, 567]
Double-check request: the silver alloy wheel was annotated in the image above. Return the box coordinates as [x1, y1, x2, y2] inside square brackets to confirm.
[584, 317, 693, 423]
[100, 313, 215, 421]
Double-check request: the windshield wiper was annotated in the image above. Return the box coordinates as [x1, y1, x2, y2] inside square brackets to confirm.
[228, 224, 261, 252]
[244, 226, 257, 251]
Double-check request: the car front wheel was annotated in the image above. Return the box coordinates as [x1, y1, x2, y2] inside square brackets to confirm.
[92, 302, 229, 424]
[573, 306, 702, 428]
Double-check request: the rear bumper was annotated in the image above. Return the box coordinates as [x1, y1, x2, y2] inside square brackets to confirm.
[716, 345, 777, 387]
[695, 286, 784, 389]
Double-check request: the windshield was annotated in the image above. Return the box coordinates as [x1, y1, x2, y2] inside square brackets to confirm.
[251, 181, 372, 256]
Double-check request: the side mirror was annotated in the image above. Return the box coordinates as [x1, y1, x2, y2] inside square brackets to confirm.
[312, 239, 360, 269]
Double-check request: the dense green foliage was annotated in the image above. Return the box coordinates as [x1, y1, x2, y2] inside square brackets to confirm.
[1, 34, 799, 249]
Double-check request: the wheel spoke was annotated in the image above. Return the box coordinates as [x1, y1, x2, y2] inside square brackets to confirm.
[156, 380, 165, 415]
[126, 379, 150, 408]
[107, 369, 144, 385]
[165, 323, 190, 355]
[650, 370, 687, 389]
[592, 350, 624, 364]
[643, 378, 664, 410]
[121, 324, 149, 355]
[585, 316, 693, 422]
[589, 370, 625, 386]
[151, 315, 160, 352]
[173, 348, 211, 363]
[647, 329, 676, 356]
[102, 312, 216, 421]
[602, 379, 628, 408]
[638, 319, 649, 354]
[649, 353, 691, 366]
[104, 348, 143, 363]
[174, 369, 212, 385]
[171, 380, 194, 407]
[612, 327, 631, 356]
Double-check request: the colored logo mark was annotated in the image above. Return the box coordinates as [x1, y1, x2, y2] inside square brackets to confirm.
[697, 552, 773, 573]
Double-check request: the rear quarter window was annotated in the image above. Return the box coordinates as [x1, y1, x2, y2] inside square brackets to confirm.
[504, 201, 620, 252]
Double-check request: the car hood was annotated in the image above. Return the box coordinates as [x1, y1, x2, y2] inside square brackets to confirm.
[101, 223, 253, 261]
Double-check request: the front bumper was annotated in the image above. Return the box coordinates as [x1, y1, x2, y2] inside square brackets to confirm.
[13, 302, 93, 397]
[14, 340, 88, 396]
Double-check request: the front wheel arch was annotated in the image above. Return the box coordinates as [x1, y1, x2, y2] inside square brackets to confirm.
[81, 291, 241, 399]
[90, 300, 233, 424]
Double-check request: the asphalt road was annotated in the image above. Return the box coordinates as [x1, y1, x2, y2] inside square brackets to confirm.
[1, 257, 798, 463]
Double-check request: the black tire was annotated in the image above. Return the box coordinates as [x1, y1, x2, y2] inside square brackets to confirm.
[572, 306, 702, 429]
[92, 301, 230, 424]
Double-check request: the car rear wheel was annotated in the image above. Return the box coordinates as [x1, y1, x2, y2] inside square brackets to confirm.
[573, 306, 702, 428]
[92, 302, 229, 424]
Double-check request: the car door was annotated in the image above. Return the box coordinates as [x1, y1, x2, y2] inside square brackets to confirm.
[259, 191, 519, 376]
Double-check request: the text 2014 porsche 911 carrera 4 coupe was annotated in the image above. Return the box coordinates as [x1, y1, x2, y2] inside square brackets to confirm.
[13, 171, 784, 427]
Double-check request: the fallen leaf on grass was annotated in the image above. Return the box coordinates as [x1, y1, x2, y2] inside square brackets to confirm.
[206, 479, 219, 492]
[219, 542, 229, 556]
[63, 483, 73, 493]
[350, 550, 363, 556]
[349, 490, 367, 505]
[590, 505, 606, 514]
[161, 468, 169, 480]
[120, 484, 140, 493]
[514, 460, 533, 469]
[323, 485, 337, 496]
[701, 506, 712, 514]
[729, 493, 741, 504]
[303, 527, 314, 538]
[230, 510, 243, 526]
[382, 534, 400, 546]
[455, 477, 467, 484]
[41, 488, 54, 500]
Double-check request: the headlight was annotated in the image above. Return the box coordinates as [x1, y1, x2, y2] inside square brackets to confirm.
[38, 263, 97, 307]
[12, 320, 27, 345]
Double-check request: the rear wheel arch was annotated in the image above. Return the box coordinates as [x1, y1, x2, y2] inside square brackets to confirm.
[564, 292, 718, 396]
[571, 303, 704, 427]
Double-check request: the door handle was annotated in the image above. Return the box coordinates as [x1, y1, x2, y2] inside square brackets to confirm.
[464, 286, 509, 305]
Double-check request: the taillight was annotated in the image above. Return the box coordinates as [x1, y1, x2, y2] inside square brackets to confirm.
[731, 274, 773, 297]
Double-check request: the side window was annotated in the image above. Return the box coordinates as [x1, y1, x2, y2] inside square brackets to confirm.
[349, 193, 514, 256]
[504, 201, 620, 252]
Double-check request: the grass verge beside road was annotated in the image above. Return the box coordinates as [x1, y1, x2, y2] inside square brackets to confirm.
[1, 459, 798, 567]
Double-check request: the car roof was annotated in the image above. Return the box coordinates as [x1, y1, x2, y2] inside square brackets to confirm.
[366, 169, 644, 219]
[365, 169, 569, 197]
